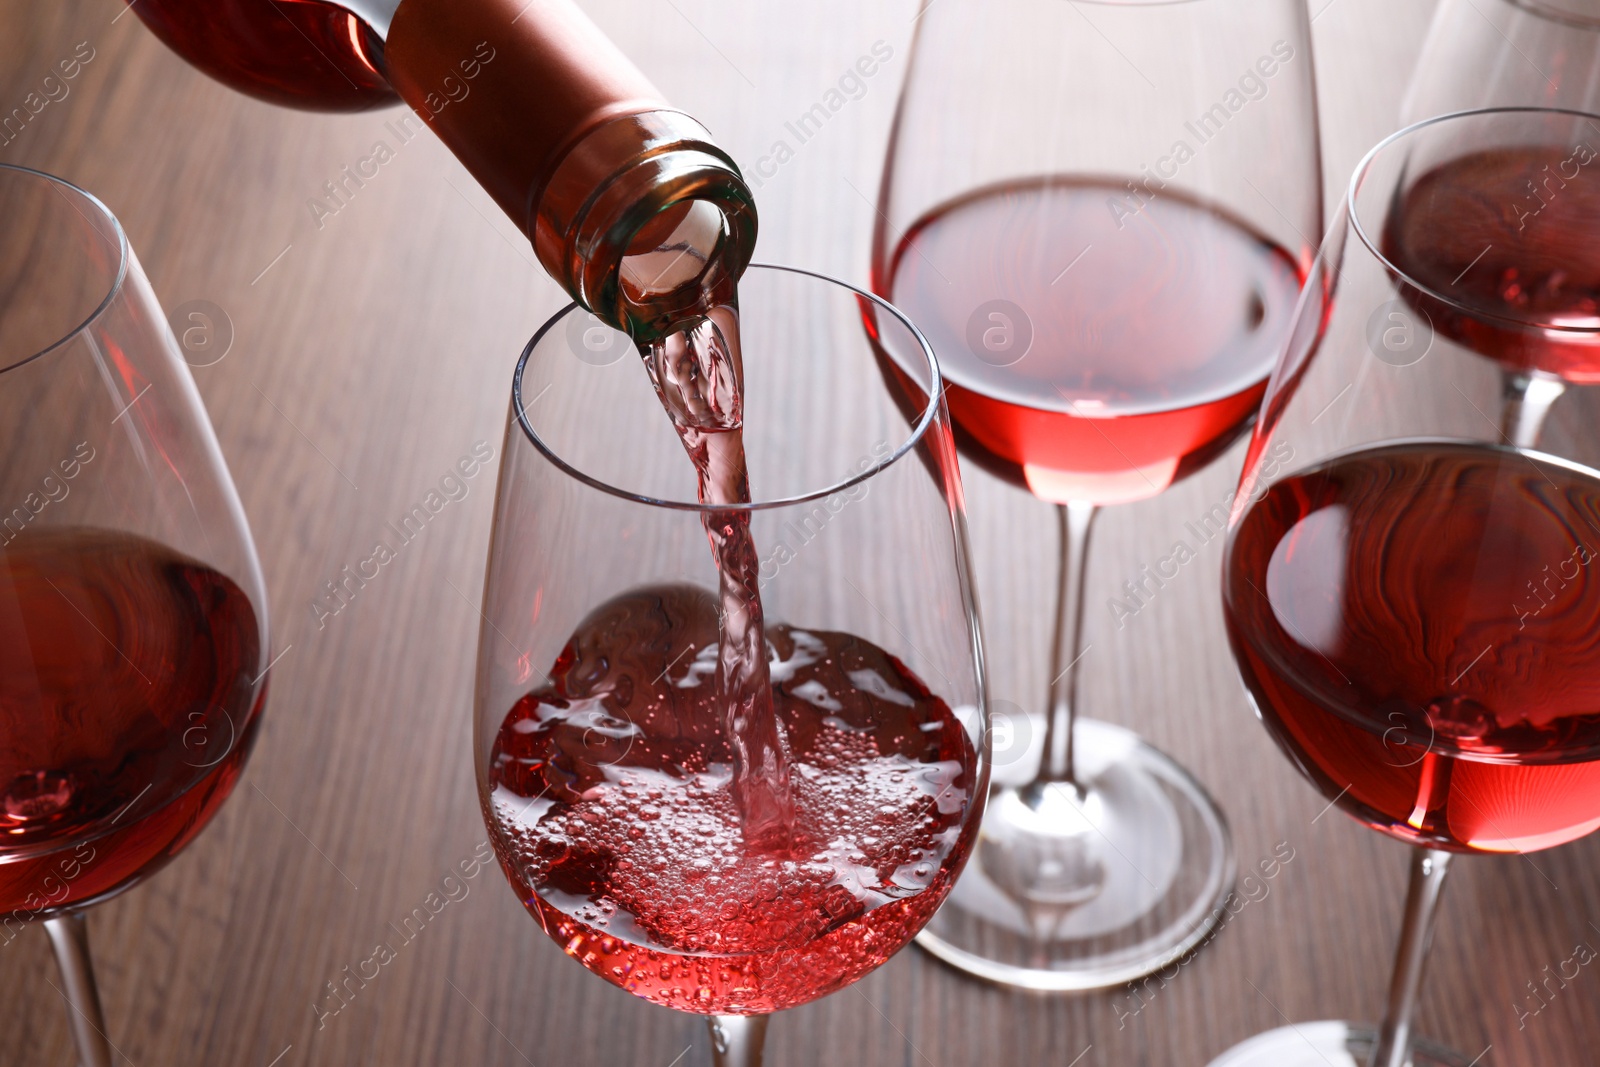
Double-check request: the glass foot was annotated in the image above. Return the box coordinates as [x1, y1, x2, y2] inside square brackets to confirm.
[1207, 1021, 1477, 1066]
[915, 718, 1234, 991]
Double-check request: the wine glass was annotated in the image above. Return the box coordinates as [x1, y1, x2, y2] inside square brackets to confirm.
[472, 264, 988, 1066]
[1402, 0, 1600, 449]
[0, 165, 269, 1066]
[871, 0, 1321, 988]
[1404, 0, 1600, 124]
[1208, 106, 1600, 1067]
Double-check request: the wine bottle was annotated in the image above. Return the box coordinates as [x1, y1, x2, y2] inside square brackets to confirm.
[127, 0, 756, 337]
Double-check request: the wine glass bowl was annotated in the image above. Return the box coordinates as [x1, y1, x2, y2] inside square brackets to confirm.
[1374, 110, 1600, 385]
[879, 177, 1307, 506]
[871, 0, 1321, 989]
[473, 266, 987, 1050]
[1402, 0, 1600, 454]
[0, 164, 269, 1067]
[1209, 108, 1600, 1067]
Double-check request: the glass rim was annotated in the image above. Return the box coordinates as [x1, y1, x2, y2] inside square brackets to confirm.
[0, 164, 130, 377]
[511, 262, 945, 514]
[1347, 105, 1600, 338]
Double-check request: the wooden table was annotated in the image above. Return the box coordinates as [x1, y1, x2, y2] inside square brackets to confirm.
[3, 1, 1597, 1063]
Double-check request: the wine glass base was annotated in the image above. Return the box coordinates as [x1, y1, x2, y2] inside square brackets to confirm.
[1206, 1021, 1476, 1066]
[915, 718, 1234, 991]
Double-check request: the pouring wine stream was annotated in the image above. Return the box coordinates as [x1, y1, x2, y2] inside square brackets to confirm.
[639, 305, 795, 850]
[628, 216, 793, 1067]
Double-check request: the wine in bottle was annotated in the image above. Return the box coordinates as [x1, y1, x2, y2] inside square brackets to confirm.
[127, 0, 757, 337]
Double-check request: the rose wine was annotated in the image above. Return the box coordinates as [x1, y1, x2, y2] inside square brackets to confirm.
[1383, 144, 1600, 381]
[127, 0, 393, 111]
[0, 528, 263, 915]
[638, 306, 794, 848]
[1225, 441, 1600, 853]
[486, 584, 979, 1014]
[129, 0, 758, 337]
[879, 178, 1305, 505]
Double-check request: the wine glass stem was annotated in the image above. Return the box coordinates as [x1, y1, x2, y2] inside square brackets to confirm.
[709, 1014, 769, 1067]
[1500, 370, 1565, 450]
[43, 912, 114, 1067]
[1031, 501, 1099, 791]
[1368, 848, 1454, 1067]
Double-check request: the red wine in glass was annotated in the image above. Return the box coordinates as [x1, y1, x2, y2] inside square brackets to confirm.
[1382, 144, 1600, 381]
[879, 177, 1305, 505]
[0, 528, 263, 915]
[485, 584, 980, 1015]
[1225, 440, 1600, 853]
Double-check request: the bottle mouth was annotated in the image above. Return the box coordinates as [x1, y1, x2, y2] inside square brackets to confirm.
[581, 153, 756, 341]
[531, 110, 758, 341]
[616, 198, 736, 329]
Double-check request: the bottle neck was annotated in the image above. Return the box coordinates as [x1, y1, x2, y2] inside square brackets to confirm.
[381, 0, 757, 336]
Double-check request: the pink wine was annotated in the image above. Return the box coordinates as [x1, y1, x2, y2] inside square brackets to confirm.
[1383, 145, 1600, 381]
[131, 0, 758, 338]
[879, 178, 1305, 505]
[129, 0, 393, 111]
[1225, 441, 1600, 853]
[486, 584, 980, 1014]
[0, 528, 263, 914]
[639, 306, 794, 847]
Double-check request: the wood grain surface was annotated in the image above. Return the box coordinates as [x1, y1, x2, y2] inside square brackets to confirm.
[3, 1, 1598, 1064]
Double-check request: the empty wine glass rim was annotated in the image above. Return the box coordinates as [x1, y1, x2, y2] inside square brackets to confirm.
[1348, 105, 1600, 337]
[512, 262, 945, 513]
[0, 164, 130, 376]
